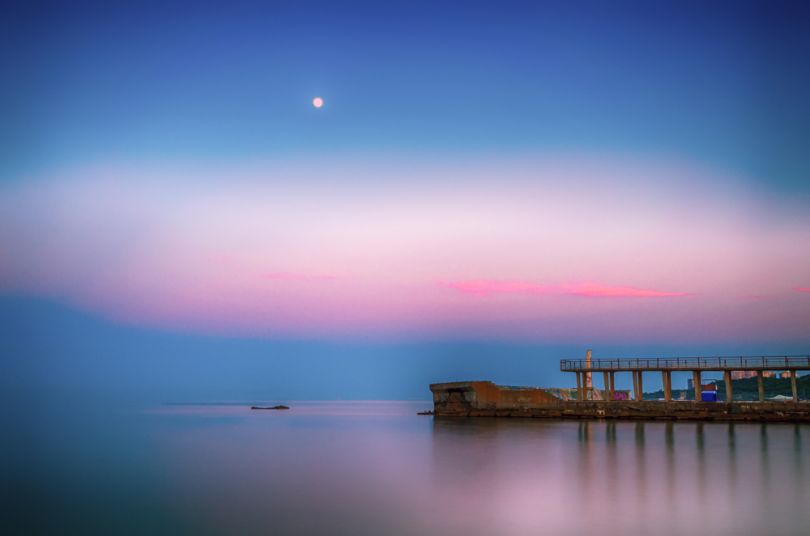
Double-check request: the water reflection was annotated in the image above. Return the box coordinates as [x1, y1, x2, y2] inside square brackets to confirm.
[696, 423, 706, 519]
[576, 421, 595, 520]
[759, 423, 771, 494]
[605, 422, 618, 506]
[665, 422, 676, 514]
[430, 418, 809, 535]
[634, 422, 648, 516]
[5, 404, 809, 535]
[794, 425, 804, 496]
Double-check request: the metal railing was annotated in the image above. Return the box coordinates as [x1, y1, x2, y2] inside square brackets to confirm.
[560, 355, 810, 372]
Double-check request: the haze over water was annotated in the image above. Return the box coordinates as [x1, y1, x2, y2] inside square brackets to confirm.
[5, 401, 808, 535]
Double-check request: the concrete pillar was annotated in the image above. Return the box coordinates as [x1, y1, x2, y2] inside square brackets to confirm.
[791, 371, 798, 402]
[579, 372, 588, 400]
[609, 371, 615, 401]
[693, 371, 702, 402]
[663, 371, 672, 402]
[638, 371, 644, 400]
[757, 371, 765, 402]
[576, 371, 583, 401]
[724, 371, 733, 402]
[603, 371, 610, 402]
[585, 349, 593, 401]
[630, 371, 635, 399]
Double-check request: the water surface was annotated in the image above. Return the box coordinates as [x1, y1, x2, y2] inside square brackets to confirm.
[4, 402, 809, 535]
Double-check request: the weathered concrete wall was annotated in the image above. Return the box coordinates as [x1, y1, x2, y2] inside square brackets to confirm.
[430, 381, 810, 422]
[430, 381, 559, 413]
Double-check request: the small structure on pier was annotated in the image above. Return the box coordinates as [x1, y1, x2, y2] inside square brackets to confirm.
[561, 350, 810, 403]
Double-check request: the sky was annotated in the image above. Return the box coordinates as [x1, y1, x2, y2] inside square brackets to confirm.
[1, 1, 809, 401]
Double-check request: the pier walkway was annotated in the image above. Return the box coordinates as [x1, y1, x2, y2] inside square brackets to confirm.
[560, 352, 810, 403]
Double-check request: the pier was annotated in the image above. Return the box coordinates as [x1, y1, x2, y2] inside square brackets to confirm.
[429, 351, 810, 422]
[561, 351, 810, 403]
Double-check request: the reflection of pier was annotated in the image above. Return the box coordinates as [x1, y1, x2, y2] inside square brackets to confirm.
[562, 351, 809, 403]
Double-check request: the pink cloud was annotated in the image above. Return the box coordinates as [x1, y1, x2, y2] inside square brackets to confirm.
[259, 272, 340, 281]
[440, 280, 554, 296]
[3, 156, 809, 342]
[568, 283, 689, 298]
[441, 279, 688, 298]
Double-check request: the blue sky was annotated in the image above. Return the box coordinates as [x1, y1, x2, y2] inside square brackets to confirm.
[3, 0, 809, 189]
[2, 1, 809, 402]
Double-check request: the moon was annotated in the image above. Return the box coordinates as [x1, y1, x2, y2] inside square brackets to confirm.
[312, 97, 324, 109]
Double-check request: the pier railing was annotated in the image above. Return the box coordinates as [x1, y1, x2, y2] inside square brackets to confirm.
[560, 355, 810, 372]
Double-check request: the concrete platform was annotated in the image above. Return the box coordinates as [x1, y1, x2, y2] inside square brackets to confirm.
[430, 381, 810, 422]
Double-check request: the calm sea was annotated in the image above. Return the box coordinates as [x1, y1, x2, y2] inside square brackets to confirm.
[4, 401, 809, 535]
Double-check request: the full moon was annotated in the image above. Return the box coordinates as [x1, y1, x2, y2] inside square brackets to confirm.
[312, 97, 324, 108]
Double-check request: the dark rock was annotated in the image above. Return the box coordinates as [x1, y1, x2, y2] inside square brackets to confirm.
[251, 405, 290, 410]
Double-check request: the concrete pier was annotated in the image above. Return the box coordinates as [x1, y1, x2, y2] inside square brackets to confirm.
[561, 353, 810, 404]
[429, 353, 810, 423]
[430, 381, 810, 422]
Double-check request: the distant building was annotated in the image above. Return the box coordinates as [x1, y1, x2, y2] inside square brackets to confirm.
[731, 370, 758, 380]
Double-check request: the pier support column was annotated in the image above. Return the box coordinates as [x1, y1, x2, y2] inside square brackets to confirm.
[576, 372, 583, 401]
[632, 371, 639, 400]
[757, 371, 765, 402]
[724, 371, 733, 402]
[663, 371, 672, 402]
[638, 371, 644, 400]
[603, 372, 610, 402]
[693, 371, 702, 402]
[609, 371, 615, 401]
[791, 371, 798, 402]
[585, 349, 592, 401]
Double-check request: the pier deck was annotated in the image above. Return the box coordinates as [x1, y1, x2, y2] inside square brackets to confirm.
[563, 352, 809, 403]
[560, 355, 810, 372]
